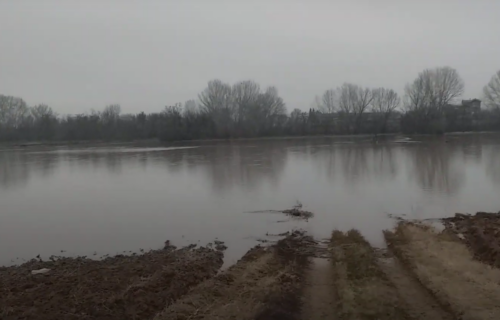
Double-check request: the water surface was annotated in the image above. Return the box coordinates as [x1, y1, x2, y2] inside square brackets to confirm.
[1, 134, 499, 266]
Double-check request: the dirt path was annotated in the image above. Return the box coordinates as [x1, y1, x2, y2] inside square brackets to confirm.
[329, 230, 414, 320]
[385, 222, 500, 320]
[377, 253, 454, 320]
[301, 257, 337, 320]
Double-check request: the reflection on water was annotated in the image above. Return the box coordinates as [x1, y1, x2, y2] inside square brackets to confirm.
[487, 145, 500, 185]
[1, 134, 500, 266]
[408, 143, 465, 196]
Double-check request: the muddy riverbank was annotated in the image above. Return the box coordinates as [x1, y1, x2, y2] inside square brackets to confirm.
[0, 232, 316, 320]
[3, 211, 500, 319]
[0, 243, 224, 320]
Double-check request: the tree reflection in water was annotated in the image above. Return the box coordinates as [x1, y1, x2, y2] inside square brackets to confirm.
[0, 135, 498, 196]
[486, 145, 500, 186]
[407, 141, 465, 196]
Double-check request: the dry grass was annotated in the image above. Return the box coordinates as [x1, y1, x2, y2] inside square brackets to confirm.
[384, 222, 500, 320]
[330, 229, 412, 320]
[155, 232, 311, 320]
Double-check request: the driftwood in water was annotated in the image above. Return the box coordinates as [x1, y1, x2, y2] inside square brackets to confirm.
[246, 202, 314, 220]
[282, 208, 314, 218]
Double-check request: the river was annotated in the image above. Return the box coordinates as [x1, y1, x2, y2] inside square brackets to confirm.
[1, 134, 499, 266]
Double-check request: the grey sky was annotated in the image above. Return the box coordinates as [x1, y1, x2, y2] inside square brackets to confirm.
[1, 1, 499, 114]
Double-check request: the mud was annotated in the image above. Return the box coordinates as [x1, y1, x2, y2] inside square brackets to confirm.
[5, 213, 500, 320]
[0, 244, 223, 320]
[156, 231, 314, 320]
[330, 229, 414, 320]
[377, 251, 454, 320]
[301, 257, 337, 320]
[385, 222, 500, 320]
[442, 211, 500, 267]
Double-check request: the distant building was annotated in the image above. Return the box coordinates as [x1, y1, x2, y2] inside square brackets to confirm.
[443, 99, 481, 131]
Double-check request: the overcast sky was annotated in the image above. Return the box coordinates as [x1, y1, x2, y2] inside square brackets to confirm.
[1, 1, 499, 114]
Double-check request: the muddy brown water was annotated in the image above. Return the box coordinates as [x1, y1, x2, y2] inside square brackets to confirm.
[1, 134, 500, 266]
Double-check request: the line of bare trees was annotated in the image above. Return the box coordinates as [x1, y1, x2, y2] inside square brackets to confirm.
[1, 67, 500, 142]
[312, 66, 500, 134]
[310, 84, 401, 134]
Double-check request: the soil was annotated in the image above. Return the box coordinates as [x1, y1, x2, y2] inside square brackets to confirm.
[442, 211, 500, 267]
[385, 221, 500, 320]
[0, 244, 224, 320]
[377, 251, 454, 320]
[156, 230, 314, 320]
[301, 258, 337, 320]
[4, 213, 500, 320]
[329, 229, 414, 320]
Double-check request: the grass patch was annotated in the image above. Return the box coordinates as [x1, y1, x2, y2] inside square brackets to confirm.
[385, 222, 500, 320]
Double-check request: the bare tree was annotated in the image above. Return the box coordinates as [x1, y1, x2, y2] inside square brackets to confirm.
[101, 104, 121, 124]
[321, 89, 337, 113]
[337, 83, 373, 133]
[253, 86, 286, 133]
[31, 104, 55, 120]
[404, 66, 464, 133]
[310, 95, 322, 111]
[290, 109, 301, 121]
[483, 70, 500, 110]
[0, 95, 30, 128]
[371, 88, 400, 133]
[232, 80, 260, 123]
[183, 99, 198, 116]
[198, 79, 234, 136]
[198, 79, 233, 115]
[258, 87, 286, 117]
[405, 67, 464, 112]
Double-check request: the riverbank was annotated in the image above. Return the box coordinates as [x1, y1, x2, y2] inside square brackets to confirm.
[3, 130, 499, 152]
[2, 212, 500, 319]
[0, 133, 392, 151]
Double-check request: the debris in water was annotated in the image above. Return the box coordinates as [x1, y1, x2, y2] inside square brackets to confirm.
[214, 240, 227, 251]
[282, 207, 313, 219]
[246, 201, 314, 220]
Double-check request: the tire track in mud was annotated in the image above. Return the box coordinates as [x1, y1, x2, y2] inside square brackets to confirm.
[328, 229, 414, 320]
[300, 230, 455, 320]
[155, 231, 313, 320]
[301, 257, 337, 320]
[377, 251, 454, 320]
[385, 221, 500, 320]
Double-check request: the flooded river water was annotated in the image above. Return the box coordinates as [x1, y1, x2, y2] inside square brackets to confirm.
[1, 134, 500, 266]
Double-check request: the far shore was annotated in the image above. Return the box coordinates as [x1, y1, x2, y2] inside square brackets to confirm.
[1, 131, 499, 150]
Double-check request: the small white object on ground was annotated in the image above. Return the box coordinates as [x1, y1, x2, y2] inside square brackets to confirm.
[31, 268, 51, 275]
